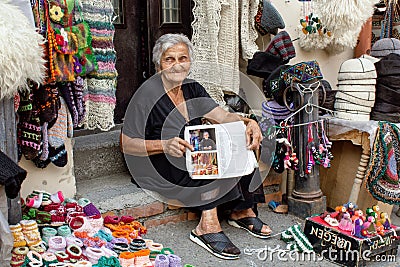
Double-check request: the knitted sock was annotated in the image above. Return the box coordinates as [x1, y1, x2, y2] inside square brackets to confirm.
[26, 192, 43, 209]
[74, 76, 86, 126]
[167, 254, 182, 267]
[50, 191, 65, 203]
[281, 225, 313, 253]
[35, 83, 59, 125]
[48, 144, 68, 167]
[59, 82, 79, 127]
[155, 254, 169, 267]
[17, 90, 33, 122]
[17, 115, 42, 160]
[48, 98, 69, 149]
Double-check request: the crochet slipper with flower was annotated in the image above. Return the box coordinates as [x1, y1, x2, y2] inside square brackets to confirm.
[227, 217, 272, 238]
[189, 230, 240, 260]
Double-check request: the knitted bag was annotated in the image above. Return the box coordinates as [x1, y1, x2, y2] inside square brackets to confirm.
[365, 122, 400, 205]
[65, 21, 98, 76]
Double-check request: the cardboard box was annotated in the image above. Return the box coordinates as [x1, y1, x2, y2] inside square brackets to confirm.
[304, 216, 400, 267]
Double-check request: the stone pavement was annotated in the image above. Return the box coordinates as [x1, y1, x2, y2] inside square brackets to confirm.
[145, 206, 400, 267]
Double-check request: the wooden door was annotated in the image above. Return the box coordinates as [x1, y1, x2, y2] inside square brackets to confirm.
[146, 0, 193, 76]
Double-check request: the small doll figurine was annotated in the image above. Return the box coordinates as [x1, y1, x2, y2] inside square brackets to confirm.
[376, 224, 385, 236]
[344, 202, 357, 217]
[372, 205, 380, 218]
[352, 218, 365, 239]
[338, 212, 353, 231]
[363, 216, 376, 235]
[365, 207, 374, 217]
[379, 212, 391, 230]
[331, 206, 346, 221]
[351, 209, 365, 222]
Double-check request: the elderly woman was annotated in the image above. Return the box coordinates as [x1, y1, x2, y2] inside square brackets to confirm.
[121, 33, 271, 259]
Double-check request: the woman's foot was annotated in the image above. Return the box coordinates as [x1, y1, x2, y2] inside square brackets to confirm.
[191, 208, 240, 259]
[229, 208, 272, 236]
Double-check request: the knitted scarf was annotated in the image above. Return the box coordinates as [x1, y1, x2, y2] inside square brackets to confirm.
[365, 121, 400, 205]
[79, 0, 117, 131]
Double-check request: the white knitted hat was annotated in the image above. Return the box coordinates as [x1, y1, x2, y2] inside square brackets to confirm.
[335, 100, 372, 113]
[337, 79, 376, 85]
[336, 84, 376, 92]
[335, 110, 370, 121]
[335, 91, 375, 106]
[370, 38, 400, 58]
[337, 58, 377, 81]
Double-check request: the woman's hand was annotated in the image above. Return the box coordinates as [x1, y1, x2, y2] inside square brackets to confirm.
[246, 120, 262, 150]
[162, 137, 194, 157]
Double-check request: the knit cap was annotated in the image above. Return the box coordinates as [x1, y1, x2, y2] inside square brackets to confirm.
[264, 64, 291, 105]
[337, 58, 377, 81]
[254, 2, 268, 36]
[262, 100, 292, 120]
[247, 51, 283, 79]
[261, 0, 285, 35]
[266, 31, 296, 63]
[282, 60, 323, 87]
[370, 38, 400, 58]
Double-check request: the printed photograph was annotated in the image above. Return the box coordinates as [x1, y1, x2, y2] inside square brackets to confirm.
[190, 152, 219, 176]
[189, 128, 217, 152]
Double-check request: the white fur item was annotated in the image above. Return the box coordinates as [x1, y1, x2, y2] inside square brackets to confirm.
[314, 0, 377, 53]
[0, 1, 46, 100]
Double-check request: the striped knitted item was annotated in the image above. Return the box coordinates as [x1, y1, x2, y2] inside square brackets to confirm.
[281, 225, 313, 253]
[79, 0, 117, 131]
[266, 31, 296, 62]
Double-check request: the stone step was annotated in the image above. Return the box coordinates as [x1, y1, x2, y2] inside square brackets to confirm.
[74, 173, 196, 228]
[72, 128, 128, 182]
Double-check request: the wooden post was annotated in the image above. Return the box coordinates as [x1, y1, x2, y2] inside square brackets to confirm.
[0, 97, 22, 224]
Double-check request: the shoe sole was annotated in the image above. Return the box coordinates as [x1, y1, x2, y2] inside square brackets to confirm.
[227, 219, 271, 239]
[189, 232, 240, 260]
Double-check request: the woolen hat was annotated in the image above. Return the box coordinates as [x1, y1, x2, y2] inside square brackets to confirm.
[264, 64, 291, 105]
[262, 100, 292, 120]
[370, 38, 400, 58]
[266, 31, 296, 63]
[282, 60, 323, 86]
[261, 0, 285, 35]
[337, 58, 377, 81]
[334, 100, 372, 113]
[247, 51, 284, 79]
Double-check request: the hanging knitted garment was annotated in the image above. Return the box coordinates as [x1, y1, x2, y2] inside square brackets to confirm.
[240, 0, 260, 60]
[0, 1, 46, 100]
[314, 0, 376, 53]
[79, 0, 117, 131]
[190, 0, 240, 105]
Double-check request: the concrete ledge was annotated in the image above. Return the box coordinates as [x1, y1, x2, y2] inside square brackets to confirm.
[72, 129, 128, 180]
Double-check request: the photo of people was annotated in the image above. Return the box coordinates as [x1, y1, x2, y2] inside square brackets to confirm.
[189, 128, 217, 152]
[191, 152, 218, 176]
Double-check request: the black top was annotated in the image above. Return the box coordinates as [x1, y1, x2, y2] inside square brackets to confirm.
[122, 75, 227, 197]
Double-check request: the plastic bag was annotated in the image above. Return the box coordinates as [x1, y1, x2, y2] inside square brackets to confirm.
[0, 209, 12, 266]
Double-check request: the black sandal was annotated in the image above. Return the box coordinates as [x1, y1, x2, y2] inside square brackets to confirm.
[227, 217, 272, 238]
[189, 230, 241, 260]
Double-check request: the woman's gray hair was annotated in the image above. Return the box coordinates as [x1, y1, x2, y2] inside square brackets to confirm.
[152, 33, 194, 70]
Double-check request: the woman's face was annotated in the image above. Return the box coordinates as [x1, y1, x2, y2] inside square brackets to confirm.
[159, 43, 191, 86]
